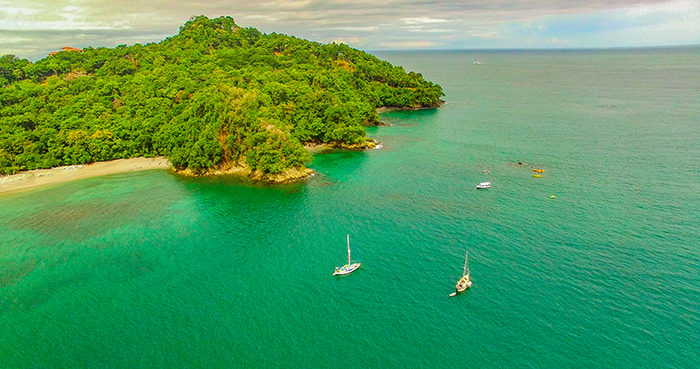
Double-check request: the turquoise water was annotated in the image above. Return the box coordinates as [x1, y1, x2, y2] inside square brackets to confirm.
[1, 48, 699, 368]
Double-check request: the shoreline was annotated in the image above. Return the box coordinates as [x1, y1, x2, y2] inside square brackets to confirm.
[373, 101, 445, 125]
[0, 104, 439, 195]
[0, 157, 170, 197]
[303, 138, 379, 153]
[375, 100, 445, 115]
[174, 162, 315, 184]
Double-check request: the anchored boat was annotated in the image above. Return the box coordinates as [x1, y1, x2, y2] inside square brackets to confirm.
[450, 251, 472, 297]
[333, 235, 361, 276]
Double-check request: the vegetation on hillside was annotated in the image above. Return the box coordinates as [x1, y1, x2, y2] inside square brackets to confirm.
[0, 16, 443, 176]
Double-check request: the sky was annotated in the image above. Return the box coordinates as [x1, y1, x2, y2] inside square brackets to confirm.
[1, 0, 699, 60]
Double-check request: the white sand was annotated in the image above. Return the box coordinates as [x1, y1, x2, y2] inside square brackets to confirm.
[0, 157, 170, 196]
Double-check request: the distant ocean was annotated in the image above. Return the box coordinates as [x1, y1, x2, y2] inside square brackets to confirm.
[1, 47, 699, 368]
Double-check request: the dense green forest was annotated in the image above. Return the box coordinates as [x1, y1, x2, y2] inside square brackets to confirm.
[0, 16, 443, 177]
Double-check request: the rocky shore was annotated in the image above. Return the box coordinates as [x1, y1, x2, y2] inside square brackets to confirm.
[375, 99, 445, 114]
[371, 100, 445, 126]
[173, 156, 315, 184]
[304, 138, 379, 152]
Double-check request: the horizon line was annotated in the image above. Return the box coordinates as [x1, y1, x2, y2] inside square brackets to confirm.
[367, 43, 700, 53]
[11, 42, 700, 63]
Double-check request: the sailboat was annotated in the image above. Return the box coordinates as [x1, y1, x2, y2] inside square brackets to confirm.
[449, 251, 472, 297]
[332, 235, 361, 276]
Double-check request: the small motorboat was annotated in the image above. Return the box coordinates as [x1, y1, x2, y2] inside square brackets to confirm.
[476, 182, 491, 189]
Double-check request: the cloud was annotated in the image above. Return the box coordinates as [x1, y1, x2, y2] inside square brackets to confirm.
[245, 14, 278, 21]
[379, 41, 436, 48]
[0, 19, 132, 31]
[59, 5, 82, 21]
[0, 0, 698, 60]
[0, 35, 30, 45]
[0, 6, 38, 16]
[467, 30, 503, 39]
[317, 26, 379, 32]
[401, 17, 452, 24]
[333, 37, 364, 45]
[426, 29, 454, 33]
[547, 37, 571, 44]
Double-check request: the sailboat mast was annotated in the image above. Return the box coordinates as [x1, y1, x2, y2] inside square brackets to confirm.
[463, 251, 469, 277]
[347, 234, 351, 265]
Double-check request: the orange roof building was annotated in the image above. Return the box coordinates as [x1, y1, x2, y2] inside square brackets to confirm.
[49, 47, 83, 56]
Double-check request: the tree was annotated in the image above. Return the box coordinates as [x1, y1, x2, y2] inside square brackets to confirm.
[0, 16, 443, 177]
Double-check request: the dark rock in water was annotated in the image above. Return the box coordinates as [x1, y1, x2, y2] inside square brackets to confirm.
[364, 120, 391, 127]
[376, 99, 446, 114]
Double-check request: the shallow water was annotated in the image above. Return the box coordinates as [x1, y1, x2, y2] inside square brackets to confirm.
[1, 47, 699, 368]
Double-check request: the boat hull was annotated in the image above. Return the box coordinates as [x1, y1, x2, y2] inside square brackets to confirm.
[455, 275, 472, 293]
[333, 262, 361, 275]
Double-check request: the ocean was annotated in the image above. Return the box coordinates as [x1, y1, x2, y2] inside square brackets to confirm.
[1, 47, 699, 368]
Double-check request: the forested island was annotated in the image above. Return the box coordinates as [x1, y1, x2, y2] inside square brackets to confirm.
[0, 16, 443, 182]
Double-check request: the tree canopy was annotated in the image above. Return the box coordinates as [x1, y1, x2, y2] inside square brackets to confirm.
[0, 16, 443, 176]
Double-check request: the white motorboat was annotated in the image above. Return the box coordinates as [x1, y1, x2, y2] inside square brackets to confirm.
[476, 182, 491, 189]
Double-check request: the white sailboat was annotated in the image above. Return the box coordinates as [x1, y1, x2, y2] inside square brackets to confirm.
[450, 251, 472, 297]
[333, 235, 361, 276]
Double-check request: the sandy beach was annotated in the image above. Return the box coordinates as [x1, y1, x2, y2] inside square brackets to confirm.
[0, 157, 170, 196]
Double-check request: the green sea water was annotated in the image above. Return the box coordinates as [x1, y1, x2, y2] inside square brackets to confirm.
[1, 47, 699, 368]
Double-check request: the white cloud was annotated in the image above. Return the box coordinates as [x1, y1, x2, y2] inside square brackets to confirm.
[0, 2, 130, 32]
[333, 37, 363, 45]
[379, 40, 436, 48]
[245, 14, 278, 21]
[547, 37, 571, 44]
[467, 30, 502, 39]
[401, 17, 452, 24]
[59, 5, 82, 21]
[261, 0, 310, 9]
[0, 19, 131, 31]
[318, 26, 378, 32]
[0, 6, 38, 16]
[0, 35, 29, 44]
[625, 0, 697, 16]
